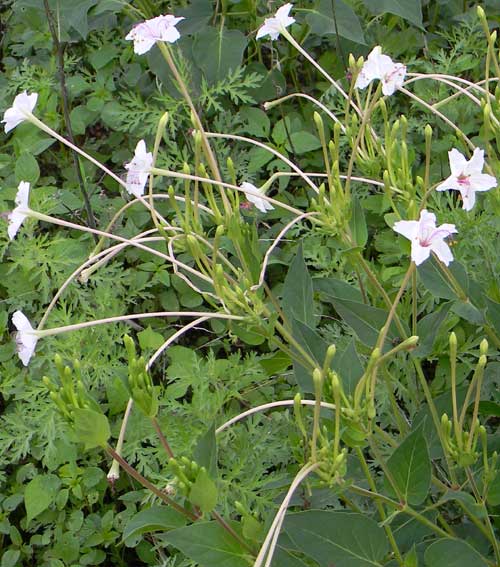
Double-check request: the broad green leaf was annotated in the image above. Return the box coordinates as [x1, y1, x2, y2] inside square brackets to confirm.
[73, 408, 110, 450]
[316, 278, 403, 347]
[282, 244, 315, 328]
[349, 196, 368, 248]
[439, 490, 487, 520]
[238, 107, 270, 138]
[122, 506, 186, 546]
[385, 426, 431, 506]
[412, 387, 467, 458]
[138, 326, 165, 350]
[391, 511, 437, 553]
[192, 27, 247, 84]
[161, 521, 250, 567]
[285, 131, 322, 154]
[284, 510, 389, 566]
[413, 302, 452, 357]
[292, 320, 328, 392]
[485, 296, 500, 335]
[418, 257, 468, 300]
[24, 474, 61, 524]
[328, 297, 398, 347]
[332, 338, 364, 397]
[1, 550, 21, 567]
[305, 0, 366, 44]
[190, 468, 218, 514]
[177, 0, 212, 34]
[231, 322, 267, 345]
[315, 277, 363, 303]
[424, 538, 488, 567]
[246, 62, 286, 103]
[15, 152, 39, 185]
[363, 0, 423, 28]
[451, 300, 484, 324]
[194, 423, 218, 478]
[14, 0, 99, 40]
[487, 471, 500, 506]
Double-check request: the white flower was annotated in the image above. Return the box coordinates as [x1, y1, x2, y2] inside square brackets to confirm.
[125, 14, 184, 55]
[256, 3, 295, 40]
[240, 182, 274, 213]
[8, 181, 31, 240]
[2, 91, 38, 133]
[393, 209, 457, 266]
[355, 46, 406, 96]
[12, 310, 39, 366]
[435, 148, 497, 211]
[124, 140, 153, 197]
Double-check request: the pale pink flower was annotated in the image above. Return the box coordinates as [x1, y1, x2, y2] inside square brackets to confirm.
[125, 15, 184, 55]
[2, 91, 38, 133]
[124, 140, 153, 197]
[355, 46, 406, 96]
[240, 182, 274, 213]
[12, 310, 39, 366]
[8, 181, 31, 240]
[393, 209, 457, 266]
[436, 148, 497, 211]
[256, 3, 295, 40]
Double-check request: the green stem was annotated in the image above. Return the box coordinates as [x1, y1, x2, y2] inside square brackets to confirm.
[354, 449, 403, 564]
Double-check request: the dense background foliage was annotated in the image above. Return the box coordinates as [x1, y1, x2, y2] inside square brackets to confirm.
[1, 1, 500, 566]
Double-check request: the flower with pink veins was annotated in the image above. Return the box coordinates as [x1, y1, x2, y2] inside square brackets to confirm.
[256, 3, 295, 41]
[355, 46, 406, 96]
[393, 209, 457, 266]
[126, 14, 184, 55]
[436, 148, 497, 211]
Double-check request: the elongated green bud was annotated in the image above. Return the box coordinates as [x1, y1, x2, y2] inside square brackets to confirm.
[480, 339, 488, 356]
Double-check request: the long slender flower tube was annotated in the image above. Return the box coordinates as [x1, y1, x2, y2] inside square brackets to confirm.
[12, 311, 244, 366]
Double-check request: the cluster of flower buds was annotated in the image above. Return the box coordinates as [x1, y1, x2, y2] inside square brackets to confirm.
[43, 355, 101, 421]
[168, 456, 218, 514]
[123, 335, 158, 418]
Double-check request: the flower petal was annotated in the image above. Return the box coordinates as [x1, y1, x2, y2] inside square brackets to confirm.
[448, 148, 468, 177]
[8, 181, 31, 240]
[12, 310, 38, 366]
[411, 241, 431, 266]
[430, 239, 454, 266]
[393, 219, 418, 240]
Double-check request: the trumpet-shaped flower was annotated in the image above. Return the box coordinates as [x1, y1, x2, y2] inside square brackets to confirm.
[2, 91, 38, 133]
[256, 3, 295, 40]
[12, 310, 39, 366]
[8, 181, 31, 240]
[240, 182, 274, 213]
[436, 148, 497, 211]
[393, 209, 457, 266]
[355, 46, 406, 96]
[124, 140, 153, 198]
[125, 14, 184, 55]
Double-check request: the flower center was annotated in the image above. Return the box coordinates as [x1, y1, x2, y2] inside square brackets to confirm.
[457, 173, 470, 187]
